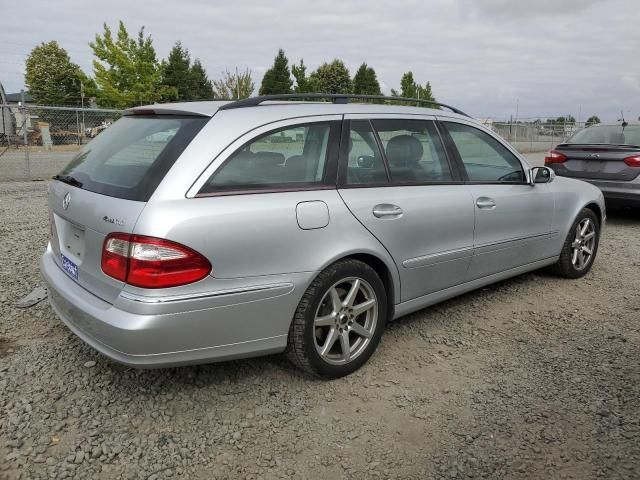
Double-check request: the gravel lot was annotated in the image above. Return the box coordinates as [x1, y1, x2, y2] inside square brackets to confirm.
[0, 180, 638, 480]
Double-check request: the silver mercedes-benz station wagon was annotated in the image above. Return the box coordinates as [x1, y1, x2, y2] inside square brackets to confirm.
[41, 94, 605, 378]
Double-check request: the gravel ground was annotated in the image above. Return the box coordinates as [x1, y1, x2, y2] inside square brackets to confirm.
[0, 180, 639, 480]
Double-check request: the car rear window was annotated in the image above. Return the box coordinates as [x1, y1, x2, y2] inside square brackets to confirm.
[568, 125, 640, 146]
[58, 115, 207, 201]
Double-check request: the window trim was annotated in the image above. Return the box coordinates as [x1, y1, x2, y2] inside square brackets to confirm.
[371, 118, 460, 186]
[337, 119, 392, 188]
[338, 117, 464, 188]
[193, 118, 341, 197]
[438, 119, 530, 185]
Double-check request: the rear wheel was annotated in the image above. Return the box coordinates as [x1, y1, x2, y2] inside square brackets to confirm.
[550, 208, 600, 278]
[286, 259, 387, 379]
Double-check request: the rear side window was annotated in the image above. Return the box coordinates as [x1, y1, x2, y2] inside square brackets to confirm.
[345, 120, 389, 185]
[199, 122, 338, 193]
[444, 122, 524, 183]
[372, 119, 452, 184]
[59, 115, 207, 201]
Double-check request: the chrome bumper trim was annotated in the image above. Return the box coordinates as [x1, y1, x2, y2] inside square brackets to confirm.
[119, 282, 295, 304]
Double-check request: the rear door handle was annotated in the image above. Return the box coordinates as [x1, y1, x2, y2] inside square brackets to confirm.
[373, 204, 403, 218]
[476, 197, 496, 209]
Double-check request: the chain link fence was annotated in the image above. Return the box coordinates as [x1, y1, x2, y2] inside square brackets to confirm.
[0, 104, 122, 181]
[482, 121, 586, 153]
[0, 103, 589, 181]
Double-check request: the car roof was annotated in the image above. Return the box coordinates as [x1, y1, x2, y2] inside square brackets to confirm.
[126, 100, 471, 122]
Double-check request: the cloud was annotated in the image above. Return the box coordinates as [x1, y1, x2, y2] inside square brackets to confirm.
[1, 0, 638, 121]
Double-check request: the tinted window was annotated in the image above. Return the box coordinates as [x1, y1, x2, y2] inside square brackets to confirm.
[445, 122, 524, 183]
[59, 115, 207, 201]
[568, 125, 640, 146]
[346, 120, 388, 185]
[372, 119, 452, 184]
[200, 122, 334, 193]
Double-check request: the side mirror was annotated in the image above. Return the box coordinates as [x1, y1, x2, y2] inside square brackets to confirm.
[530, 166, 555, 184]
[357, 155, 375, 168]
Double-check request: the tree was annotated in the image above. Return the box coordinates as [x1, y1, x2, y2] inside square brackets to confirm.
[25, 41, 84, 105]
[309, 60, 352, 94]
[291, 59, 316, 93]
[189, 60, 215, 100]
[585, 115, 601, 126]
[212, 68, 254, 99]
[352, 63, 382, 96]
[259, 49, 293, 95]
[160, 42, 214, 101]
[391, 71, 437, 106]
[90, 21, 168, 108]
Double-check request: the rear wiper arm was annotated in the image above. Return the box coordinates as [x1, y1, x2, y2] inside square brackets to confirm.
[52, 174, 83, 188]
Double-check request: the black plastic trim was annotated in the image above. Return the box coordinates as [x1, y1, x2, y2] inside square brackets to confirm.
[218, 94, 469, 117]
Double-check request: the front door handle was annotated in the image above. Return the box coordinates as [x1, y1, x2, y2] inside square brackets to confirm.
[476, 197, 497, 209]
[373, 204, 403, 218]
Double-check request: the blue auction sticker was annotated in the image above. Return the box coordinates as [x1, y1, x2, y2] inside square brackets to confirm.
[61, 254, 79, 280]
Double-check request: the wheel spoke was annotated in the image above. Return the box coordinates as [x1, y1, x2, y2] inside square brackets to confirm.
[320, 328, 339, 356]
[572, 248, 579, 265]
[352, 298, 376, 317]
[343, 279, 360, 307]
[582, 245, 592, 255]
[329, 288, 342, 313]
[350, 321, 371, 339]
[580, 220, 590, 236]
[315, 313, 336, 327]
[577, 252, 585, 269]
[339, 331, 351, 362]
[583, 231, 595, 241]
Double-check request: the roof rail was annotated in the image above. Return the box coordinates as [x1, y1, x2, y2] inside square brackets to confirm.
[218, 93, 469, 117]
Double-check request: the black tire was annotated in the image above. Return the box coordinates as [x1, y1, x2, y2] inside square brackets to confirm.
[286, 259, 388, 379]
[549, 208, 600, 278]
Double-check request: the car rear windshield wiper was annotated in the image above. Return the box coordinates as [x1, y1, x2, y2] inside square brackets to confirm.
[52, 174, 83, 188]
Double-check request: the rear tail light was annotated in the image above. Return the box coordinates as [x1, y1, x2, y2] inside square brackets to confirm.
[544, 150, 568, 164]
[623, 155, 640, 167]
[102, 233, 211, 288]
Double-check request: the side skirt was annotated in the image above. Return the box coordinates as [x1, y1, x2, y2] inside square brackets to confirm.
[392, 256, 558, 320]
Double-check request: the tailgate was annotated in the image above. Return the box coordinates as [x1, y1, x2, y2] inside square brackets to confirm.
[48, 181, 146, 304]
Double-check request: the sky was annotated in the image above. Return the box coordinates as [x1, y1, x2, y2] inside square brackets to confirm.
[1, 0, 638, 121]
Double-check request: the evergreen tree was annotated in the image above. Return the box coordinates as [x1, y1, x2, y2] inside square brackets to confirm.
[259, 49, 293, 95]
[309, 60, 352, 94]
[391, 71, 437, 106]
[292, 59, 316, 93]
[352, 63, 381, 96]
[190, 60, 214, 100]
[160, 42, 191, 101]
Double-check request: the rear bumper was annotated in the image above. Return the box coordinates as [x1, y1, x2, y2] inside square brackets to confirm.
[41, 245, 311, 368]
[569, 178, 640, 206]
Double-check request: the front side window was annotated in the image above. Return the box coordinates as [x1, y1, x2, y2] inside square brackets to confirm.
[444, 122, 524, 183]
[200, 122, 335, 193]
[372, 119, 452, 184]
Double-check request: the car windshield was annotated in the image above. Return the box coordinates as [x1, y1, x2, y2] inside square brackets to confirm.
[58, 115, 207, 201]
[567, 125, 640, 147]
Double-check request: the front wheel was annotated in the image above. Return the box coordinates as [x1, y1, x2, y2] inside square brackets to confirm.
[550, 208, 600, 278]
[286, 259, 387, 379]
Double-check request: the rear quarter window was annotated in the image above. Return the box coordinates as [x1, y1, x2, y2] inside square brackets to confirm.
[58, 115, 207, 201]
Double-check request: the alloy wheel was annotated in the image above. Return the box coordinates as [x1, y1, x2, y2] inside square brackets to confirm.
[313, 277, 378, 365]
[571, 218, 596, 270]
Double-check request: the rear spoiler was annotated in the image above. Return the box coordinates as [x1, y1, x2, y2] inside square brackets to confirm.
[123, 107, 211, 117]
